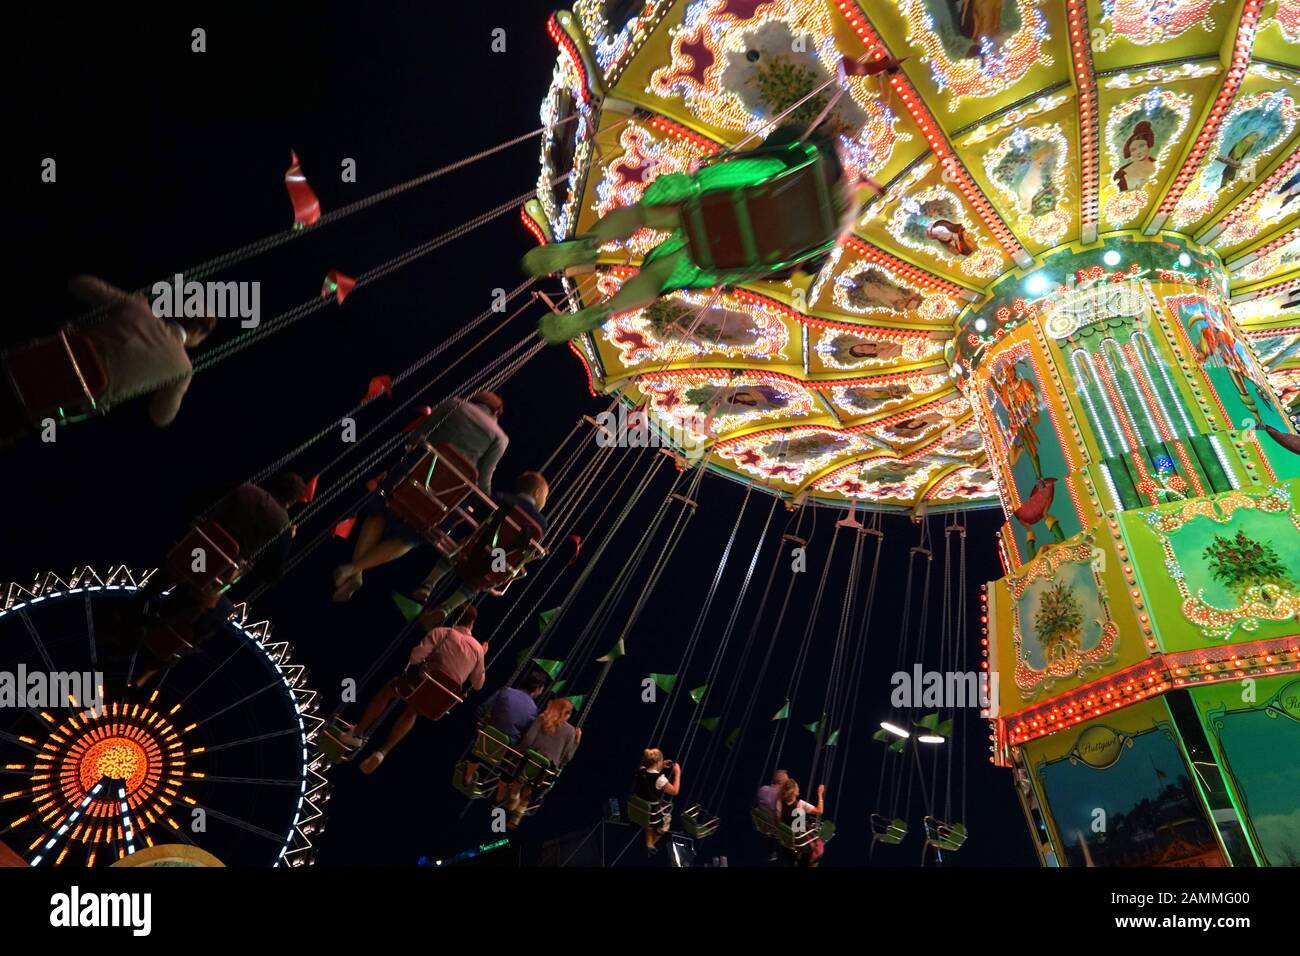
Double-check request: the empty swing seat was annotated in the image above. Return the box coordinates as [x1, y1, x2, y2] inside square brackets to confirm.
[399, 668, 463, 721]
[871, 814, 908, 846]
[627, 795, 666, 830]
[385, 442, 483, 552]
[923, 816, 967, 854]
[165, 520, 243, 603]
[452, 506, 546, 597]
[682, 145, 842, 274]
[3, 330, 109, 425]
[682, 805, 720, 840]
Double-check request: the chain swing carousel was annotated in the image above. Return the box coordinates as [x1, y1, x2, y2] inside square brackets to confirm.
[529, 0, 1300, 866]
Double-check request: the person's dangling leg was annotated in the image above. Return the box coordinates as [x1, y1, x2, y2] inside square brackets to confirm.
[360, 704, 420, 774]
[412, 560, 452, 603]
[346, 681, 400, 747]
[333, 513, 389, 599]
[350, 515, 387, 563]
[522, 202, 683, 277]
[351, 539, 414, 574]
[539, 249, 686, 343]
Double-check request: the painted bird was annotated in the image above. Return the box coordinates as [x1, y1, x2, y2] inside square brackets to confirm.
[1259, 420, 1300, 456]
[1013, 476, 1057, 527]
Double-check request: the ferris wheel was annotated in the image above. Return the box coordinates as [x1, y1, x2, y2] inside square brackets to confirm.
[0, 566, 328, 867]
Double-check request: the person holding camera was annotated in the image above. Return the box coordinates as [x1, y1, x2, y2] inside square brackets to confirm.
[634, 748, 681, 854]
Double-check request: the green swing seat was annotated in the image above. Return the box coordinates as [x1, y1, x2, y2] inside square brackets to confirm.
[750, 806, 778, 838]
[627, 795, 666, 830]
[516, 753, 561, 818]
[317, 719, 360, 765]
[871, 814, 908, 846]
[452, 726, 523, 799]
[923, 816, 968, 858]
[681, 805, 720, 840]
[682, 142, 843, 275]
[774, 816, 835, 851]
[471, 724, 518, 769]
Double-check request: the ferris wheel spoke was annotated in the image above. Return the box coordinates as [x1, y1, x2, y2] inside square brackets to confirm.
[178, 640, 249, 706]
[190, 677, 287, 729]
[189, 800, 290, 845]
[193, 774, 304, 787]
[17, 610, 57, 673]
[0, 728, 41, 753]
[84, 595, 97, 671]
[199, 726, 303, 755]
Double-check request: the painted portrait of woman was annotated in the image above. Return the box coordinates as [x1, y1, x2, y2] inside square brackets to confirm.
[1113, 121, 1156, 192]
[925, 218, 978, 256]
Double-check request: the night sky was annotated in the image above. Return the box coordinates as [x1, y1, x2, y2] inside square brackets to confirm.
[8, 1, 1035, 866]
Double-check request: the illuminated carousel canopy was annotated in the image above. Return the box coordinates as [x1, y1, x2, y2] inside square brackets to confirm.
[531, 0, 1300, 512]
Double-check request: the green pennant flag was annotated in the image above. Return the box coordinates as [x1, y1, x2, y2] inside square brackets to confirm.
[699, 717, 720, 732]
[937, 719, 954, 739]
[724, 727, 740, 751]
[689, 685, 708, 704]
[597, 639, 625, 662]
[565, 694, 588, 710]
[772, 700, 790, 721]
[888, 737, 907, 754]
[392, 592, 424, 623]
[550, 679, 568, 695]
[538, 607, 561, 632]
[872, 728, 890, 743]
[651, 673, 677, 693]
[917, 713, 940, 732]
[803, 718, 822, 734]
[826, 729, 840, 747]
[533, 658, 564, 679]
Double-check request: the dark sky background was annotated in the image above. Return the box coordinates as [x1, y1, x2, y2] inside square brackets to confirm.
[7, 1, 1035, 866]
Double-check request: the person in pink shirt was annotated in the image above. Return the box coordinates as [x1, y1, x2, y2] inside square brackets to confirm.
[342, 605, 487, 774]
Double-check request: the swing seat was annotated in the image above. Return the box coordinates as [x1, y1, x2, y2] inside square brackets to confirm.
[3, 329, 109, 425]
[471, 724, 518, 769]
[681, 805, 720, 840]
[452, 506, 546, 596]
[870, 814, 907, 845]
[515, 750, 556, 786]
[165, 520, 243, 602]
[317, 720, 361, 764]
[775, 819, 821, 851]
[923, 816, 967, 853]
[751, 806, 778, 838]
[627, 795, 665, 830]
[682, 145, 842, 273]
[385, 442, 484, 554]
[399, 668, 463, 721]
[141, 621, 195, 667]
[451, 760, 498, 799]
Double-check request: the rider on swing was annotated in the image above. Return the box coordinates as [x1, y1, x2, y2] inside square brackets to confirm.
[522, 127, 860, 343]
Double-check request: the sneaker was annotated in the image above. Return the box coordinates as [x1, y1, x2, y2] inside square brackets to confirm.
[332, 570, 363, 603]
[360, 751, 385, 775]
